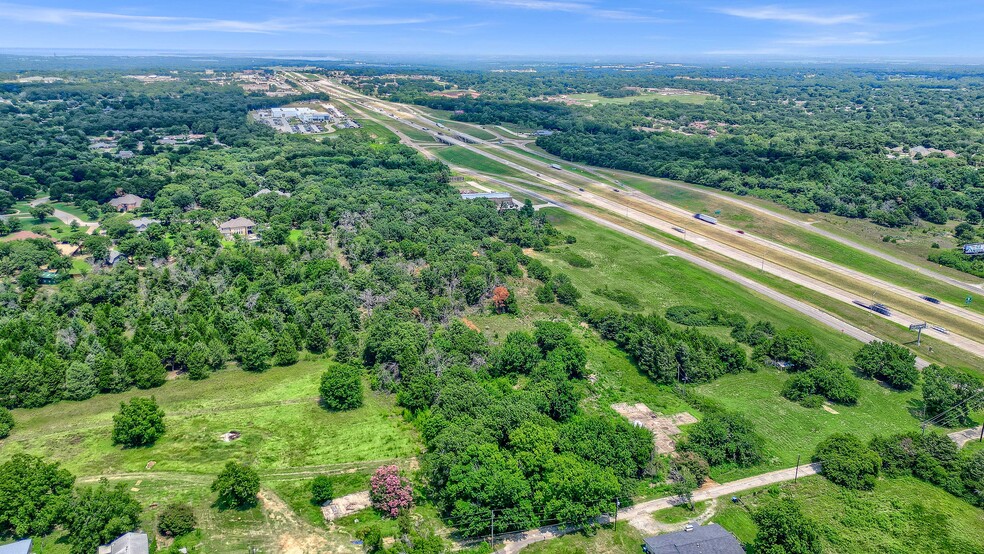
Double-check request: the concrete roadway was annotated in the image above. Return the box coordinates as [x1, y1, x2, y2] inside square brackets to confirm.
[314, 79, 984, 360]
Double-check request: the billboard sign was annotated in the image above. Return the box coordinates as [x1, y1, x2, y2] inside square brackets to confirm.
[964, 243, 984, 256]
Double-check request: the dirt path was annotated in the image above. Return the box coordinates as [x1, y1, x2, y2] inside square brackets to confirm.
[496, 463, 820, 553]
[258, 488, 349, 554]
[949, 426, 984, 447]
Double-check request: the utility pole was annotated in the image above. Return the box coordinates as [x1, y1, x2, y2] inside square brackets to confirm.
[794, 454, 800, 483]
[614, 498, 621, 531]
[490, 510, 495, 549]
[979, 424, 983, 443]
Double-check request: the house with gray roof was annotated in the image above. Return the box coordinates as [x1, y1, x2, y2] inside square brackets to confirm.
[129, 217, 160, 232]
[97, 532, 148, 554]
[0, 539, 32, 554]
[642, 524, 744, 554]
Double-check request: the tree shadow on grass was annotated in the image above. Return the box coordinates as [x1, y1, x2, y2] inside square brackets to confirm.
[211, 496, 259, 512]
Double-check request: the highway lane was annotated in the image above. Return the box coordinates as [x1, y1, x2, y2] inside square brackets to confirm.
[313, 78, 984, 360]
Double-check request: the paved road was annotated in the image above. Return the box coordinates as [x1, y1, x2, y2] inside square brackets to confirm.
[29, 197, 99, 234]
[311, 77, 936, 366]
[949, 426, 984, 447]
[319, 79, 984, 360]
[496, 463, 821, 553]
[604, 168, 984, 294]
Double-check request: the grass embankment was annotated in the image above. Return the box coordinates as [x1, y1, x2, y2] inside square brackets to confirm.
[3, 358, 419, 552]
[712, 476, 984, 554]
[611, 173, 984, 316]
[521, 523, 645, 554]
[435, 146, 527, 179]
[535, 210, 942, 481]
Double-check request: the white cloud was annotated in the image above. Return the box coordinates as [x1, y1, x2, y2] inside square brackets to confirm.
[0, 2, 438, 33]
[777, 33, 892, 46]
[716, 5, 863, 25]
[453, 0, 664, 22]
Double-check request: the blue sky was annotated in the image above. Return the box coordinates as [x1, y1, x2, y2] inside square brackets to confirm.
[0, 1, 981, 59]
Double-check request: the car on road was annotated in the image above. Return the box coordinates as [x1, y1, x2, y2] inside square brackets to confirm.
[931, 325, 949, 334]
[921, 295, 941, 304]
[737, 230, 745, 234]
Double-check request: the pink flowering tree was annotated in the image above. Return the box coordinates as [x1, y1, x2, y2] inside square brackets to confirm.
[369, 465, 414, 518]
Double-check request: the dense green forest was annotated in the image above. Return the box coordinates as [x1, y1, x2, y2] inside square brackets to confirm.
[359, 66, 984, 234]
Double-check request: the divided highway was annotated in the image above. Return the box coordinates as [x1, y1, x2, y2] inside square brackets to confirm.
[298, 75, 984, 363]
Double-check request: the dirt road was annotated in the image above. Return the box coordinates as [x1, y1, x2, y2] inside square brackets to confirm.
[496, 463, 821, 553]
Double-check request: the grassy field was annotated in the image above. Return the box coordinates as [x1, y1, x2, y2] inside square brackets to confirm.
[521, 522, 645, 554]
[539, 209, 861, 361]
[435, 146, 527, 179]
[541, 202, 984, 371]
[652, 501, 707, 524]
[1, 357, 419, 552]
[696, 369, 922, 480]
[533, 210, 949, 482]
[3, 358, 418, 476]
[712, 476, 984, 553]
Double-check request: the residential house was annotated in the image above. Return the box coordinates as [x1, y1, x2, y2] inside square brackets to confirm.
[107, 249, 124, 267]
[97, 532, 149, 554]
[219, 217, 257, 239]
[642, 524, 744, 554]
[129, 217, 160, 232]
[108, 194, 144, 212]
[116, 150, 135, 160]
[0, 539, 32, 554]
[39, 270, 64, 285]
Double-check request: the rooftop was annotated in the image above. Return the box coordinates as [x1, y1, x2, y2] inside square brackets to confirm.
[643, 524, 745, 554]
[461, 192, 513, 200]
[219, 217, 257, 230]
[0, 539, 32, 554]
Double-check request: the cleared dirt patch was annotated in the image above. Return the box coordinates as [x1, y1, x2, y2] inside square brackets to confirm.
[612, 402, 697, 454]
[322, 491, 372, 522]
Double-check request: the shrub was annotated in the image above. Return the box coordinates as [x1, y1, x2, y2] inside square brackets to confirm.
[591, 286, 641, 310]
[111, 397, 165, 447]
[814, 433, 881, 490]
[369, 465, 413, 518]
[665, 305, 745, 327]
[753, 498, 822, 554]
[320, 364, 364, 411]
[674, 451, 710, 486]
[211, 461, 260, 508]
[158, 503, 196, 537]
[853, 341, 918, 390]
[680, 412, 764, 467]
[311, 475, 334, 505]
[560, 250, 593, 268]
[0, 407, 13, 438]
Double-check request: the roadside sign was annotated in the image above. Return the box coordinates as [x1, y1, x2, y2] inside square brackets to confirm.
[909, 323, 928, 346]
[968, 296, 974, 305]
